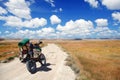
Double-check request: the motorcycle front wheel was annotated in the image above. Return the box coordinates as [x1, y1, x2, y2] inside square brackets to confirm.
[26, 60, 36, 73]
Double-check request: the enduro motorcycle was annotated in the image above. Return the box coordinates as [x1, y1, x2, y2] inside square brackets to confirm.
[18, 39, 46, 73]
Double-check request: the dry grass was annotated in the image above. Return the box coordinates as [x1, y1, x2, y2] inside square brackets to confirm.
[0, 40, 47, 62]
[65, 55, 80, 74]
[0, 39, 120, 80]
[57, 40, 120, 80]
[0, 41, 19, 61]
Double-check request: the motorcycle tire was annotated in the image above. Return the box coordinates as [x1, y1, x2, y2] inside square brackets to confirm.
[26, 60, 36, 73]
[39, 53, 46, 66]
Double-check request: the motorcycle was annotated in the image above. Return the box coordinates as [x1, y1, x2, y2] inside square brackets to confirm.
[18, 39, 46, 73]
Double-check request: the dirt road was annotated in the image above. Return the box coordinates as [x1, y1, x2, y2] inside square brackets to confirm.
[0, 44, 76, 80]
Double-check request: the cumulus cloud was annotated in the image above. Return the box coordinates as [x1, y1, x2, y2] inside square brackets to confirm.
[84, 0, 99, 8]
[23, 18, 47, 28]
[0, 7, 7, 15]
[0, 16, 22, 27]
[0, 16, 47, 28]
[4, 27, 56, 39]
[94, 27, 120, 38]
[57, 19, 93, 31]
[102, 0, 120, 10]
[95, 18, 108, 27]
[0, 0, 47, 28]
[45, 0, 55, 7]
[2, 18, 120, 39]
[57, 19, 94, 38]
[50, 15, 61, 24]
[41, 27, 55, 33]
[112, 12, 120, 22]
[57, 20, 75, 31]
[56, 18, 120, 39]
[94, 18, 120, 38]
[5, 0, 31, 19]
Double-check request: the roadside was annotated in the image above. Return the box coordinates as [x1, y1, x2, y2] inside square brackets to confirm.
[0, 44, 76, 80]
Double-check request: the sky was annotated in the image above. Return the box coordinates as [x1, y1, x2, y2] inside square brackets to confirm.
[0, 0, 120, 39]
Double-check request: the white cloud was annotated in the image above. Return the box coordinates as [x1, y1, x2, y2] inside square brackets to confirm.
[2, 18, 120, 39]
[4, 27, 56, 39]
[0, 16, 47, 28]
[94, 18, 120, 38]
[84, 0, 99, 8]
[112, 12, 120, 22]
[0, 16, 22, 27]
[57, 20, 75, 31]
[41, 27, 55, 33]
[95, 18, 108, 27]
[102, 0, 120, 10]
[5, 29, 36, 39]
[23, 18, 47, 28]
[5, 31, 9, 34]
[45, 0, 55, 7]
[50, 15, 61, 25]
[52, 8, 63, 13]
[0, 0, 59, 30]
[5, 0, 31, 19]
[56, 18, 120, 39]
[57, 19, 94, 38]
[94, 27, 120, 38]
[57, 19, 94, 31]
[0, 7, 7, 15]
[0, 0, 47, 28]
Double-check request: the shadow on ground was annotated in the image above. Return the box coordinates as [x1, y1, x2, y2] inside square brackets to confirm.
[36, 63, 52, 72]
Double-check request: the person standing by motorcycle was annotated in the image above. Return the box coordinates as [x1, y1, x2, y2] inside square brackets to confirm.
[34, 40, 43, 52]
[26, 41, 34, 58]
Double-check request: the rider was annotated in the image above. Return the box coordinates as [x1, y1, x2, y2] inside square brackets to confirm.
[26, 40, 34, 58]
[34, 40, 42, 52]
[26, 40, 42, 58]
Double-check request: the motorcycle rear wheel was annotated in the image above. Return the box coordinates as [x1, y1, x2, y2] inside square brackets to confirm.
[39, 53, 46, 66]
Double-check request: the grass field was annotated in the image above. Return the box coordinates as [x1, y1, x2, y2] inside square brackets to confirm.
[0, 40, 120, 80]
[0, 41, 19, 61]
[0, 40, 46, 62]
[57, 40, 120, 80]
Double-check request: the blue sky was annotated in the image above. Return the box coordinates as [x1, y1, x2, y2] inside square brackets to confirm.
[0, 0, 120, 39]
